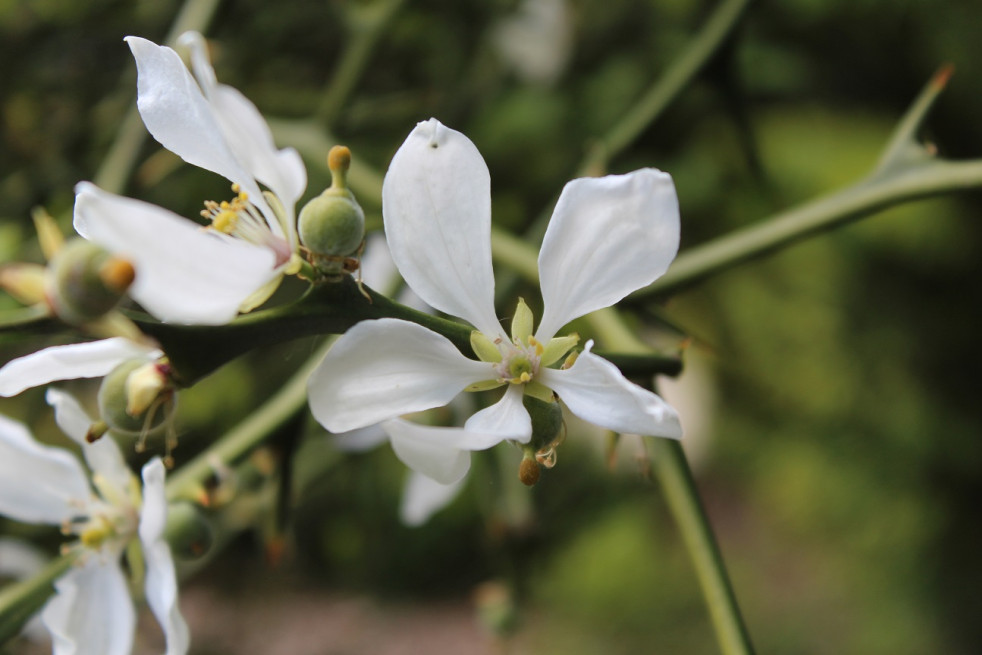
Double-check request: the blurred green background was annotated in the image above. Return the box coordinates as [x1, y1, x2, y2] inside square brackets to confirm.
[2, 0, 982, 653]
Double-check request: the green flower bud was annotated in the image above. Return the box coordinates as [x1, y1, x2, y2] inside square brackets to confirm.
[47, 238, 135, 324]
[518, 394, 565, 486]
[164, 501, 214, 561]
[523, 393, 563, 452]
[97, 358, 173, 436]
[299, 146, 365, 273]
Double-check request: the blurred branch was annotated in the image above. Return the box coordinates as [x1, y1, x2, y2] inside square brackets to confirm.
[268, 118, 385, 205]
[93, 0, 222, 195]
[580, 0, 755, 176]
[315, 0, 407, 129]
[634, 66, 978, 299]
[164, 338, 333, 504]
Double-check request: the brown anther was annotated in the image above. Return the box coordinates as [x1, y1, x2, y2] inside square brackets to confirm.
[85, 422, 108, 444]
[519, 456, 540, 486]
[99, 257, 136, 294]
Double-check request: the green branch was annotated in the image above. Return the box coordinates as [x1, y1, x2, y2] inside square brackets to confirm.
[135, 277, 470, 387]
[634, 66, 974, 299]
[580, 0, 754, 176]
[0, 550, 78, 645]
[648, 438, 756, 655]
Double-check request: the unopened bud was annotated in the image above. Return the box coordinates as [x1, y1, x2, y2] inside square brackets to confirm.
[299, 146, 365, 271]
[47, 239, 135, 324]
[523, 394, 563, 452]
[98, 358, 173, 436]
[165, 501, 214, 561]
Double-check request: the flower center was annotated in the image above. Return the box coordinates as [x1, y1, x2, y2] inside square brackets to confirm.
[468, 298, 580, 394]
[200, 184, 294, 268]
[201, 185, 268, 242]
[495, 338, 543, 384]
[65, 472, 141, 553]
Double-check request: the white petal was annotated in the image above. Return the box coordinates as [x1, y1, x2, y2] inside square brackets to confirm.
[330, 424, 390, 452]
[383, 419, 504, 485]
[46, 389, 132, 494]
[74, 183, 279, 325]
[42, 559, 135, 655]
[399, 471, 465, 527]
[359, 232, 399, 292]
[463, 384, 532, 443]
[180, 33, 306, 215]
[382, 119, 502, 338]
[0, 414, 91, 525]
[539, 342, 682, 438]
[0, 337, 159, 397]
[139, 459, 190, 655]
[124, 37, 265, 205]
[306, 318, 490, 433]
[535, 169, 680, 341]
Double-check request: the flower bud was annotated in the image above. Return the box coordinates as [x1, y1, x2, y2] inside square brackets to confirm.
[97, 358, 173, 436]
[298, 146, 365, 272]
[47, 238, 135, 324]
[164, 501, 214, 561]
[523, 394, 563, 452]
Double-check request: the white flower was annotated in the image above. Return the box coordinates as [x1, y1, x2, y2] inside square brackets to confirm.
[307, 118, 682, 485]
[0, 390, 188, 655]
[73, 32, 306, 325]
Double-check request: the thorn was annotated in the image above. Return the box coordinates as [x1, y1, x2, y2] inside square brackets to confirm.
[931, 63, 955, 90]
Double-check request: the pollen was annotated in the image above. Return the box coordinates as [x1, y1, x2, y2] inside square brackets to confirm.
[199, 184, 272, 246]
[212, 209, 240, 234]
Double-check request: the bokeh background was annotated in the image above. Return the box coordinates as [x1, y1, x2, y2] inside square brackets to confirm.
[2, 0, 982, 653]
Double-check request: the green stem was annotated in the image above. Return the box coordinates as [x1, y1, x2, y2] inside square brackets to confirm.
[580, 0, 754, 176]
[0, 549, 78, 645]
[648, 438, 755, 655]
[592, 306, 754, 655]
[634, 157, 982, 299]
[635, 66, 972, 299]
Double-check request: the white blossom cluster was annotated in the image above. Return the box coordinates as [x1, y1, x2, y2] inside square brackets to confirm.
[0, 32, 682, 654]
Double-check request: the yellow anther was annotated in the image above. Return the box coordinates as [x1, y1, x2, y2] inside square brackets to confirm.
[231, 183, 241, 192]
[212, 210, 240, 234]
